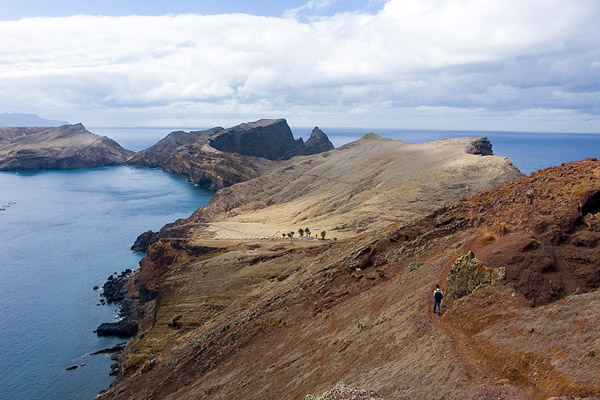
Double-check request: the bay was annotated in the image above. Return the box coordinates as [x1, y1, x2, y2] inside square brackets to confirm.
[0, 166, 212, 400]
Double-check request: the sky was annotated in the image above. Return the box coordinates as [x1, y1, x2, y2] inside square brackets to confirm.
[0, 0, 599, 132]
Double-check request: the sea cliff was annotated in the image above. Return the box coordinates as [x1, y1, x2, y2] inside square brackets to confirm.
[129, 118, 334, 190]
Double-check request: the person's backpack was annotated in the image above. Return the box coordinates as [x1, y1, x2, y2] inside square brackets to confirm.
[434, 290, 443, 301]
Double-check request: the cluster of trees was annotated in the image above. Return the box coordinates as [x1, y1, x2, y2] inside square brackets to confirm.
[281, 228, 327, 240]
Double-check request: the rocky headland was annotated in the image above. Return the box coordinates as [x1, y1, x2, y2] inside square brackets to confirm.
[0, 118, 333, 190]
[130, 119, 334, 190]
[0, 123, 133, 170]
[9, 118, 596, 399]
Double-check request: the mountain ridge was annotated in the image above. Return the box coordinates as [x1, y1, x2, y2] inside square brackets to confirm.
[98, 158, 600, 400]
[0, 112, 69, 127]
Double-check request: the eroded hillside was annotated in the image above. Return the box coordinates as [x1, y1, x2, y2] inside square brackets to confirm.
[135, 134, 522, 250]
[99, 158, 600, 400]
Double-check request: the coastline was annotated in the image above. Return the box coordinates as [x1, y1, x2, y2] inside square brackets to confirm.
[0, 166, 213, 400]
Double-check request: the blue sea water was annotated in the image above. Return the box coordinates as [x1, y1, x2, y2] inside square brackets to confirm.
[1, 126, 598, 400]
[0, 167, 212, 400]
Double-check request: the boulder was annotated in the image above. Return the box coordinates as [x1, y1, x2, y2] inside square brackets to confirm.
[95, 320, 138, 337]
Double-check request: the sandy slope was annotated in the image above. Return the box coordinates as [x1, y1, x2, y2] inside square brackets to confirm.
[190, 134, 522, 240]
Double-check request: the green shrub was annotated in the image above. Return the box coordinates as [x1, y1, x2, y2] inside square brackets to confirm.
[407, 261, 421, 272]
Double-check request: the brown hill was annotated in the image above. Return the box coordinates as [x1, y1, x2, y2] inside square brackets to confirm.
[133, 134, 521, 251]
[0, 123, 133, 170]
[98, 158, 600, 400]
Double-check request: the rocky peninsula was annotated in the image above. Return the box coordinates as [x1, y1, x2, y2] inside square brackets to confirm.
[131, 132, 521, 251]
[99, 156, 600, 400]
[129, 119, 334, 190]
[0, 123, 133, 170]
[92, 126, 600, 400]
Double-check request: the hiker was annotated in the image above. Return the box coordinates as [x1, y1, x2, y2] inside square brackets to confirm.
[433, 285, 443, 315]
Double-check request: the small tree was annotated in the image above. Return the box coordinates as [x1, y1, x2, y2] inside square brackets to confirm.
[282, 233, 286, 239]
[289, 231, 295, 239]
[305, 228, 311, 238]
[320, 231, 326, 240]
[298, 228, 304, 238]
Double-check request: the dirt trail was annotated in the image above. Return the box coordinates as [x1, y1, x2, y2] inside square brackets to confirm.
[429, 297, 531, 400]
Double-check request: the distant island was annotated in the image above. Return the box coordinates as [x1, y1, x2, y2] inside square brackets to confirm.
[0, 112, 69, 127]
[0, 124, 133, 170]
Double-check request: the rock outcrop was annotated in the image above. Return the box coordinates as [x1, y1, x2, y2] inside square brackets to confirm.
[304, 127, 336, 155]
[465, 137, 493, 155]
[445, 251, 505, 302]
[0, 123, 133, 170]
[208, 119, 334, 160]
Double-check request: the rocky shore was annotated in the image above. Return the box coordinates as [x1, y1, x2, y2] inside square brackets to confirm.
[94, 270, 139, 337]
[17, 118, 595, 398]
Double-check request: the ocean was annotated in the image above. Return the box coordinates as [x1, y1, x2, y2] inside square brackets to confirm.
[0, 167, 213, 400]
[0, 126, 598, 400]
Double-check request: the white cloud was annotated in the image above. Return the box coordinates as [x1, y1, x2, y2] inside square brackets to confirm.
[284, 0, 338, 19]
[0, 0, 599, 131]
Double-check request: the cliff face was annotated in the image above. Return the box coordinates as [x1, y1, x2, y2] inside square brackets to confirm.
[100, 159, 600, 400]
[160, 144, 274, 190]
[0, 124, 133, 170]
[128, 119, 334, 190]
[208, 119, 334, 160]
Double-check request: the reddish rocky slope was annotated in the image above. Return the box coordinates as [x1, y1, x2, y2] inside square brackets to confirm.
[100, 159, 600, 400]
